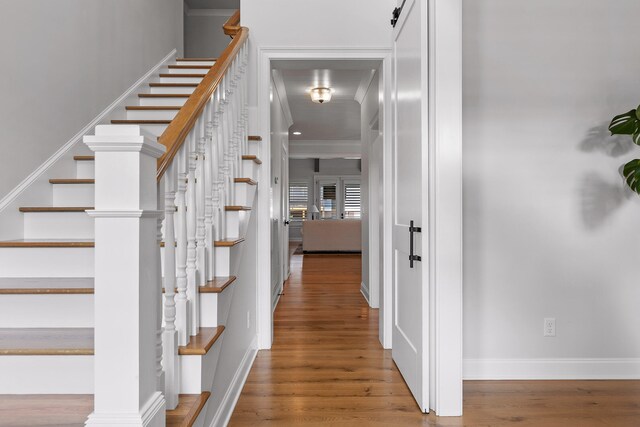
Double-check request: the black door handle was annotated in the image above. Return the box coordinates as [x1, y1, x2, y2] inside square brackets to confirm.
[284, 220, 290, 226]
[409, 220, 422, 268]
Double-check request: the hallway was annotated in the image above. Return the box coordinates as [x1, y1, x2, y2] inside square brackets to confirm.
[229, 253, 428, 425]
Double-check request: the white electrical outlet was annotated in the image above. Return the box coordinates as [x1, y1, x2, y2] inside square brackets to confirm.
[544, 318, 556, 337]
[247, 311, 251, 329]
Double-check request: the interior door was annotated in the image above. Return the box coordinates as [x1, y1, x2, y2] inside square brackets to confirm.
[316, 178, 339, 220]
[391, 0, 429, 412]
[281, 145, 290, 281]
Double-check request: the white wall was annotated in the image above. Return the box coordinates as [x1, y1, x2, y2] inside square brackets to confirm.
[360, 72, 380, 307]
[0, 1, 183, 199]
[463, 0, 640, 378]
[184, 14, 232, 59]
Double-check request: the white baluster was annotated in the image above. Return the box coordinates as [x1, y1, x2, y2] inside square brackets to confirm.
[213, 88, 226, 241]
[186, 132, 199, 335]
[175, 147, 190, 345]
[155, 185, 165, 395]
[162, 162, 180, 410]
[196, 117, 207, 287]
[204, 101, 215, 281]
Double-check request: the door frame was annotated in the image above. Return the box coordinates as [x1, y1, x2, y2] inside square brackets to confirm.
[254, 4, 463, 411]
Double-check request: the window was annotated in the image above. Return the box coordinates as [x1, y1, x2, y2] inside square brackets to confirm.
[319, 182, 338, 219]
[343, 182, 361, 219]
[289, 182, 309, 220]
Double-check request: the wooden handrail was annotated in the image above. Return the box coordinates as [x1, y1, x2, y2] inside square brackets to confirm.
[223, 10, 241, 38]
[156, 26, 249, 181]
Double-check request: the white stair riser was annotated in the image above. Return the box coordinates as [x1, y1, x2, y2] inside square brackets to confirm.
[139, 97, 188, 107]
[159, 76, 204, 84]
[0, 356, 93, 393]
[150, 86, 196, 95]
[176, 61, 215, 67]
[0, 248, 93, 277]
[242, 161, 259, 181]
[24, 212, 93, 239]
[215, 247, 231, 277]
[76, 161, 95, 179]
[0, 294, 93, 328]
[166, 68, 211, 74]
[126, 109, 179, 121]
[136, 124, 169, 137]
[199, 293, 219, 328]
[234, 183, 256, 207]
[226, 210, 251, 239]
[248, 141, 260, 156]
[52, 183, 94, 206]
[180, 341, 221, 393]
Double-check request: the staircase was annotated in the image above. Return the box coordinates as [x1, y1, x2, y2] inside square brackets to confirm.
[0, 15, 256, 427]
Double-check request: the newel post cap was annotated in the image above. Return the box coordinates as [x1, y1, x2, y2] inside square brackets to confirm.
[83, 125, 166, 158]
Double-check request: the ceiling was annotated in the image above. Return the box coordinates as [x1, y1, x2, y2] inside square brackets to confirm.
[272, 60, 380, 142]
[184, 0, 239, 9]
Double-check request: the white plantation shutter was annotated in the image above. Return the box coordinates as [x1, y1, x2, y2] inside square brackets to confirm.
[343, 182, 361, 219]
[289, 182, 309, 220]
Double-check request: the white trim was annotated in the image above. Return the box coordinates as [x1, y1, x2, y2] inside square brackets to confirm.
[271, 70, 294, 128]
[209, 336, 258, 427]
[86, 391, 165, 426]
[183, 1, 190, 16]
[360, 282, 370, 304]
[256, 46, 392, 352]
[289, 140, 362, 159]
[354, 69, 377, 105]
[464, 359, 640, 380]
[0, 49, 177, 214]
[186, 8, 236, 17]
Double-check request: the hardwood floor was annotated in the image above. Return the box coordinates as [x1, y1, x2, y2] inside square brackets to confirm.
[229, 253, 640, 426]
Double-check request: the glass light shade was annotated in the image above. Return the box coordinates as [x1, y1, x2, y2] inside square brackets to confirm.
[310, 87, 332, 104]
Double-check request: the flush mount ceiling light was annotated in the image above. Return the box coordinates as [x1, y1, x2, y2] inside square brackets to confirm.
[310, 87, 332, 104]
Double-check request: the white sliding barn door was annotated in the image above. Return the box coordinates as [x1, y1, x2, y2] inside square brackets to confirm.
[391, 0, 429, 413]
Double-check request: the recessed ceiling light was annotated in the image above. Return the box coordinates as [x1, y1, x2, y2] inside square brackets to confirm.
[292, 131, 302, 136]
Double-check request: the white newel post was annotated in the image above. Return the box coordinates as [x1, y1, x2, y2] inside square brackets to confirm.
[84, 125, 167, 427]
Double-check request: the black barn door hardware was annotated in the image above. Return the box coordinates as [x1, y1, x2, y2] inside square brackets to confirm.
[409, 220, 422, 268]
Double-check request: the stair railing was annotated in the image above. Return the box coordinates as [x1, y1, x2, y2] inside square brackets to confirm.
[84, 17, 249, 424]
[157, 25, 249, 409]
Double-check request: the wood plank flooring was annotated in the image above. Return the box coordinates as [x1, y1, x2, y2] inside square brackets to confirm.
[229, 253, 640, 426]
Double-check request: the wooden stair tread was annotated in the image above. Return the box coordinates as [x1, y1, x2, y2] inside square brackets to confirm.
[125, 106, 181, 110]
[49, 178, 94, 184]
[73, 155, 94, 161]
[0, 328, 93, 355]
[0, 393, 209, 426]
[214, 238, 245, 247]
[111, 119, 172, 124]
[19, 206, 92, 213]
[234, 177, 257, 185]
[168, 65, 212, 69]
[159, 73, 207, 78]
[149, 83, 199, 87]
[0, 239, 94, 248]
[201, 276, 237, 293]
[178, 326, 225, 356]
[139, 93, 191, 98]
[166, 393, 211, 427]
[0, 277, 94, 294]
[225, 206, 251, 211]
[248, 135, 262, 141]
[176, 57, 217, 61]
[242, 155, 262, 164]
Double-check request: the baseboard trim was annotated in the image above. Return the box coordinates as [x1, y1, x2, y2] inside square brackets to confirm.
[464, 358, 640, 380]
[210, 335, 258, 427]
[0, 49, 177, 213]
[360, 282, 370, 305]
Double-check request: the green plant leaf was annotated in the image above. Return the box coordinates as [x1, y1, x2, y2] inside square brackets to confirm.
[623, 159, 640, 194]
[635, 105, 640, 120]
[609, 109, 639, 135]
[634, 132, 640, 146]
